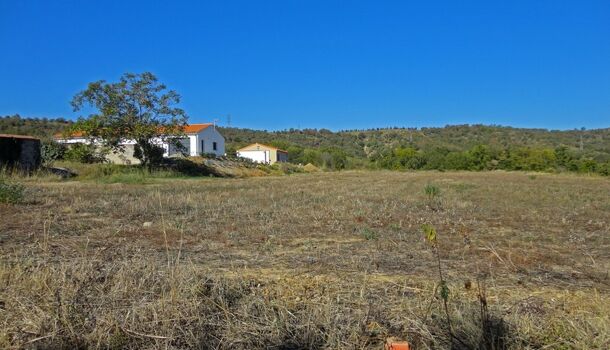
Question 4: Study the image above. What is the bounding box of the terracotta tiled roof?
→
[183,123,213,134]
[55,123,214,139]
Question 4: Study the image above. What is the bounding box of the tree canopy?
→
[70,72,188,167]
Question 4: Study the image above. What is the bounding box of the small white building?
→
[236,143,288,164]
[55,123,225,164]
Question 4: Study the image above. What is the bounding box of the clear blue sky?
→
[1,0,609,130]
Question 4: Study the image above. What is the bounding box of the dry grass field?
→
[0,170,609,349]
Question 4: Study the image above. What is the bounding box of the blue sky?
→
[1,0,609,130]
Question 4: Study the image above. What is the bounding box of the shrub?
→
[598,161,610,176]
[133,144,164,168]
[41,140,66,165]
[200,152,218,159]
[0,179,24,204]
[64,143,104,163]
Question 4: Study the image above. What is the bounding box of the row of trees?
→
[245,139,609,175]
[0,115,72,138]
[372,145,610,175]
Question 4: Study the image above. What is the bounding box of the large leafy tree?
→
[70,72,188,168]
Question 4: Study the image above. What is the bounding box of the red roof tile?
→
[55,123,214,139]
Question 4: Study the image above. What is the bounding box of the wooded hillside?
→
[2,115,608,173]
[0,114,73,139]
[219,125,610,160]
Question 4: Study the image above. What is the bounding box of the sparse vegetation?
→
[361,227,378,241]
[0,178,24,204]
[0,171,608,349]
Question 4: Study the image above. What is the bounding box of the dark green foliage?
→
[373,144,608,175]
[41,140,66,165]
[598,161,610,176]
[218,124,609,175]
[71,72,188,169]
[64,144,103,163]
[0,179,24,204]
[468,145,492,170]
[133,143,164,167]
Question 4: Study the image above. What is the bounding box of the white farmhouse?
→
[236,143,288,164]
[55,123,225,164]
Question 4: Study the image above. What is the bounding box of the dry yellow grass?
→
[0,170,608,349]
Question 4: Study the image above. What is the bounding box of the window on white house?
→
[213,142,217,151]
[201,140,204,153]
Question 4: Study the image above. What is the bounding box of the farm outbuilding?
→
[0,134,41,171]
[236,143,288,164]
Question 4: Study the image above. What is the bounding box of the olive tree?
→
[70,72,188,168]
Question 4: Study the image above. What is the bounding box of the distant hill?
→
[219,124,610,161]
[0,114,73,139]
[1,115,608,173]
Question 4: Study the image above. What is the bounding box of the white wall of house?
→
[197,127,225,156]
[56,125,226,163]
[237,150,269,163]
[166,137,190,156]
[57,137,92,144]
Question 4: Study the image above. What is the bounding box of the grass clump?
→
[361,227,378,240]
[424,183,442,210]
[424,183,440,200]
[0,178,24,204]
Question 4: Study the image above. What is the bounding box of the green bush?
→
[134,143,164,168]
[598,161,610,176]
[64,143,104,163]
[372,143,610,175]
[41,140,66,165]
[0,179,24,204]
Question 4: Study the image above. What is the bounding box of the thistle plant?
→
[421,224,452,331]
[422,223,474,348]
